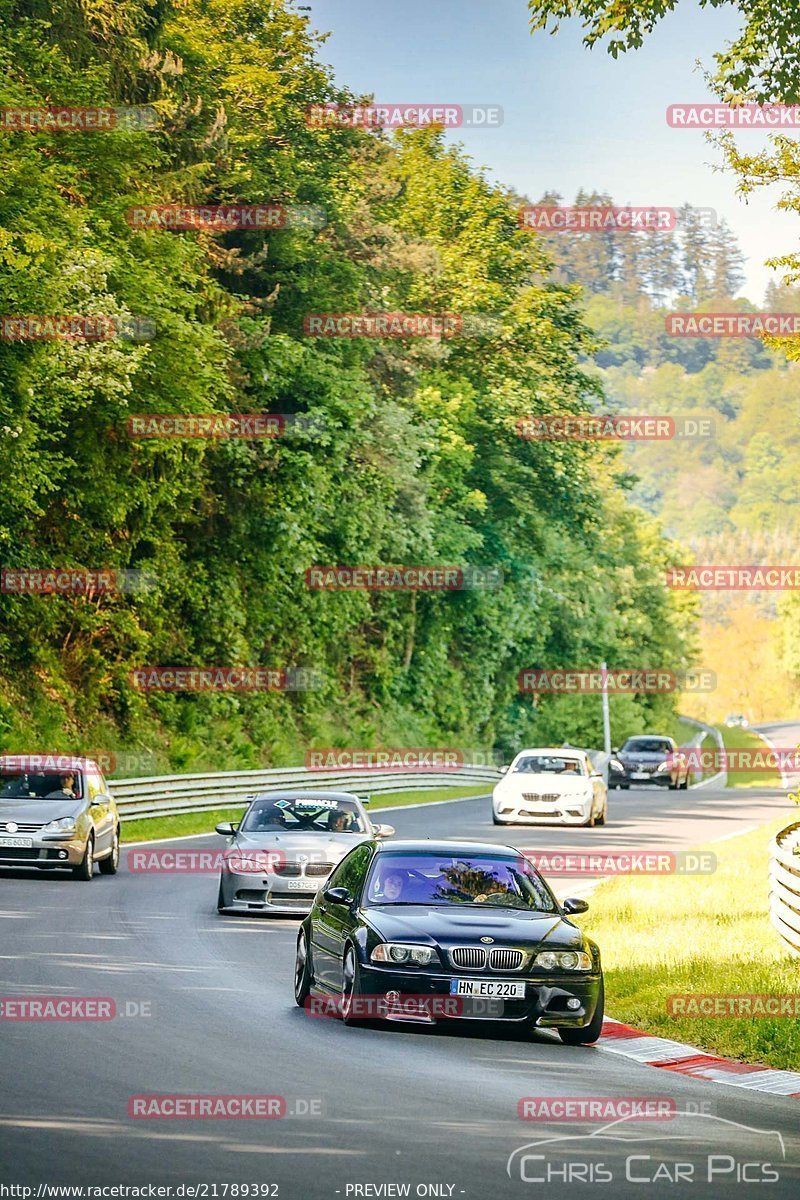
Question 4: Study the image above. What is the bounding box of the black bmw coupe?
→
[295,838,604,1044]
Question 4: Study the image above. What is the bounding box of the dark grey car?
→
[216,790,395,916]
[0,755,120,880]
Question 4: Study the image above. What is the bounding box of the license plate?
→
[631,771,649,780]
[0,836,33,848]
[449,979,526,999]
[287,879,317,891]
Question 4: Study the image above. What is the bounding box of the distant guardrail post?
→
[769,820,800,957]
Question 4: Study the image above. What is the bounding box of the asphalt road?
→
[1,772,798,1199]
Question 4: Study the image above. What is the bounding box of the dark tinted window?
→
[327,844,373,896]
[241,795,366,834]
[364,852,557,912]
[621,738,672,754]
[0,770,84,801]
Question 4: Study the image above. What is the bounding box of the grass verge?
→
[582,814,800,1069]
[120,784,489,843]
[715,724,783,788]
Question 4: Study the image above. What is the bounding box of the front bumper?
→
[618,768,672,786]
[219,869,323,915]
[354,962,602,1027]
[0,836,86,869]
[493,797,593,825]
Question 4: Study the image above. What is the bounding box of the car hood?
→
[363,905,583,950]
[496,772,590,794]
[234,830,366,862]
[0,799,83,824]
[619,751,668,763]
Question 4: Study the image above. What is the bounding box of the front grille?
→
[450,947,486,969]
[236,889,267,901]
[489,948,524,971]
[306,862,334,877]
[270,895,313,909]
[1,822,45,834]
[521,793,561,804]
[0,848,40,861]
[273,863,302,877]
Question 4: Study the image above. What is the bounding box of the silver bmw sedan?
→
[215,790,394,916]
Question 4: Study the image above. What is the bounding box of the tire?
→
[668,780,678,790]
[681,775,690,790]
[98,826,120,875]
[492,813,510,826]
[341,945,371,1026]
[294,929,313,1007]
[595,805,606,827]
[558,980,604,1045]
[620,783,630,791]
[217,877,229,913]
[72,836,94,881]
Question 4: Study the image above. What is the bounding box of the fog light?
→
[58,851,68,860]
[567,997,581,1010]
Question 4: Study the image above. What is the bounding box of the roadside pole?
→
[601,662,611,784]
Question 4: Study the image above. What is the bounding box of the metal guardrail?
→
[679,716,726,787]
[112,765,502,821]
[769,820,800,957]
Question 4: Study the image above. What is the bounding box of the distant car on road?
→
[216,790,395,916]
[491,748,607,826]
[724,714,749,728]
[0,755,120,880]
[295,838,604,1043]
[613,736,689,790]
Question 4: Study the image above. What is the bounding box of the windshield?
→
[0,770,84,801]
[512,755,585,776]
[621,738,672,754]
[240,795,366,834]
[364,853,558,912]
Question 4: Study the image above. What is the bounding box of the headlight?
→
[610,758,623,771]
[371,943,436,966]
[534,950,592,971]
[42,818,77,834]
[656,761,669,773]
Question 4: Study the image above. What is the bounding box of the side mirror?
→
[590,772,602,779]
[323,885,353,906]
[500,765,510,774]
[95,793,112,805]
[563,897,589,915]
[215,821,238,836]
[611,747,620,755]
[373,823,395,839]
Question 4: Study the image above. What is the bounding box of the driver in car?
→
[45,772,77,800]
[252,804,286,830]
[328,809,353,832]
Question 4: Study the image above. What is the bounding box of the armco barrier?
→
[112,765,502,821]
[769,820,800,957]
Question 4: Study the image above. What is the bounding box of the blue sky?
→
[305,0,795,301]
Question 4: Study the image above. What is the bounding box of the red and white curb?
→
[599,1017,800,1097]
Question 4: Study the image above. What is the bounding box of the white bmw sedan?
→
[492,748,607,827]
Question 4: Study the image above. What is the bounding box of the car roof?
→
[512,747,588,759]
[374,838,521,857]
[0,755,97,772]
[247,790,363,802]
